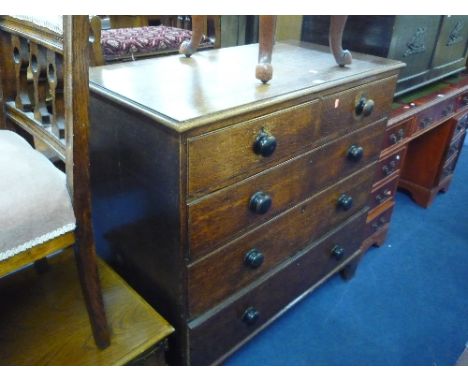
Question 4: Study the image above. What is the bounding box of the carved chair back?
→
[0,15,110,349]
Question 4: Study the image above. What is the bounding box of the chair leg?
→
[256,15,277,84]
[180,16,206,57]
[74,244,110,349]
[329,15,352,67]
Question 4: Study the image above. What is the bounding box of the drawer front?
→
[188,164,376,316]
[375,146,406,184]
[442,130,466,179]
[188,210,367,365]
[454,113,468,136]
[368,173,399,212]
[432,16,468,69]
[416,98,457,131]
[320,76,397,139]
[364,201,395,238]
[457,91,468,110]
[188,100,321,198]
[448,132,465,156]
[188,120,385,259]
[383,118,413,151]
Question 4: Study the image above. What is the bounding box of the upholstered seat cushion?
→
[101,25,213,61]
[0,130,75,261]
[8,15,63,35]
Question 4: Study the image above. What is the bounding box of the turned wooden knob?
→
[347,145,364,162]
[337,194,353,211]
[253,131,277,157]
[244,249,264,269]
[355,97,375,117]
[242,307,260,326]
[249,192,272,214]
[331,245,345,260]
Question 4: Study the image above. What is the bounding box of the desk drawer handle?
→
[441,104,454,117]
[347,145,364,162]
[244,249,264,269]
[242,307,260,326]
[253,131,277,157]
[420,117,433,129]
[337,194,353,211]
[249,191,272,214]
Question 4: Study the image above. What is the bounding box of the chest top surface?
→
[89,41,404,132]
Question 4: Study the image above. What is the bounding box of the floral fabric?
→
[101,25,213,61]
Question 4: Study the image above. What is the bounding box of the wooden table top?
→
[0,249,174,365]
[89,41,404,132]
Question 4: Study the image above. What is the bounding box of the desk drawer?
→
[188,100,321,198]
[374,146,406,185]
[457,91,468,110]
[368,173,399,212]
[188,210,367,365]
[383,118,413,151]
[416,98,456,131]
[364,200,395,238]
[320,76,396,139]
[188,121,384,259]
[187,164,375,316]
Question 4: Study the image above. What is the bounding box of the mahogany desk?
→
[361,73,468,251]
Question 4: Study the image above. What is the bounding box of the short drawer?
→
[383,118,413,151]
[187,99,321,198]
[188,210,367,365]
[441,155,458,179]
[368,173,399,212]
[375,146,406,185]
[364,200,395,239]
[187,163,376,316]
[457,91,468,110]
[454,113,468,136]
[188,120,385,259]
[320,76,397,139]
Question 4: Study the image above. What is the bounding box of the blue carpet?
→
[224,150,468,366]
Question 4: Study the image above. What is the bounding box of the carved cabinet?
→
[302,16,468,95]
[88,42,403,365]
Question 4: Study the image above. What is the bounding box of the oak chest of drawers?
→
[88,42,404,365]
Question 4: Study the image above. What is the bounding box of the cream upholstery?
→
[0,130,75,261]
[10,15,63,35]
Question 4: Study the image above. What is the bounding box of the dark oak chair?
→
[0,15,110,349]
[89,15,221,65]
[181,15,351,83]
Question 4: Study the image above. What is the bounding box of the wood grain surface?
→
[0,248,174,365]
[188,120,385,258]
[89,41,404,131]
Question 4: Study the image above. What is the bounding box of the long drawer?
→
[188,99,321,198]
[188,210,367,365]
[188,120,385,258]
[188,163,376,316]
